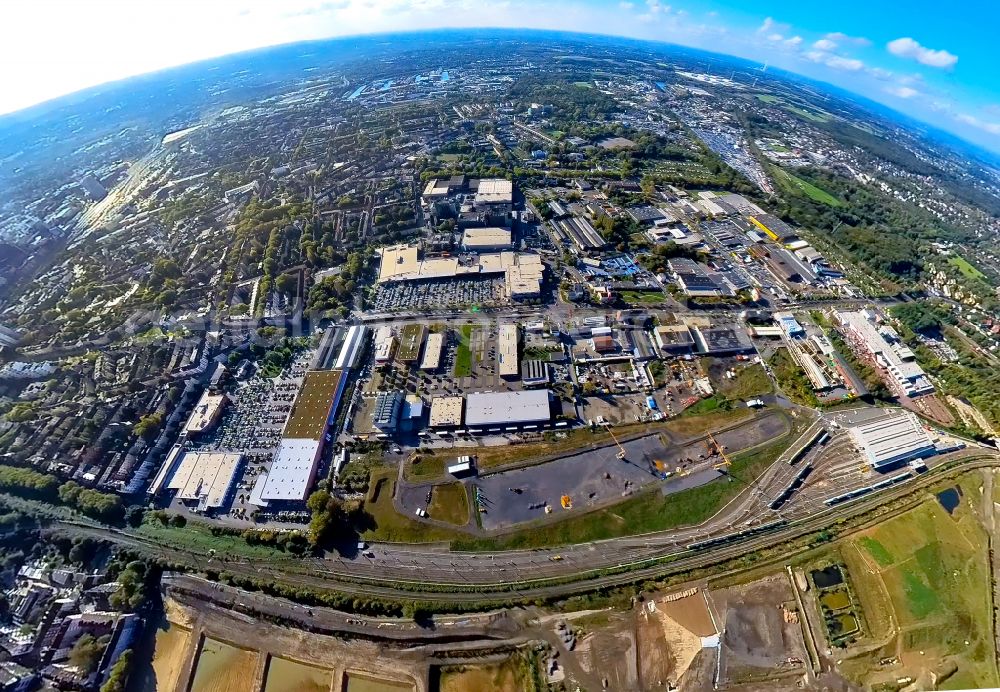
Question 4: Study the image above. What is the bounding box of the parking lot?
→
[183,351,314,520]
[371,276,507,311]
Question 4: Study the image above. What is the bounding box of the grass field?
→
[619,290,667,306]
[428,482,470,526]
[784,105,832,123]
[453,325,474,377]
[839,475,997,689]
[768,348,819,407]
[136,517,291,560]
[948,255,986,280]
[773,167,841,206]
[709,362,773,400]
[362,469,465,543]
[755,94,782,104]
[452,432,795,551]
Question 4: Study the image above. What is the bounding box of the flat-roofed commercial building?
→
[184,390,226,436]
[429,396,464,428]
[555,216,606,251]
[461,227,512,252]
[397,324,427,364]
[378,245,421,283]
[749,214,799,243]
[420,332,444,371]
[166,451,242,512]
[653,324,694,353]
[522,359,550,387]
[334,325,367,370]
[376,244,543,300]
[692,325,754,355]
[373,391,404,432]
[850,412,935,470]
[465,390,551,428]
[474,178,514,208]
[373,325,396,364]
[260,439,321,502]
[498,324,519,379]
[260,370,347,503]
[499,253,543,300]
[837,310,934,397]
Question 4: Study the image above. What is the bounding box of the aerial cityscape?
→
[1,8,1000,692]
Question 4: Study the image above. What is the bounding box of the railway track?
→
[51,451,1000,603]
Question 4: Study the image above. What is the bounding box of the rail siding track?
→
[49,452,1000,603]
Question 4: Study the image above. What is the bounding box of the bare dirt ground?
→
[575,624,638,691]
[636,598,706,689]
[709,574,808,687]
[659,592,718,638]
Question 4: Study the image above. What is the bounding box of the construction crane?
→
[602,422,627,460]
[709,432,732,471]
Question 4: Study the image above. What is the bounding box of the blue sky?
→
[2,0,998,152]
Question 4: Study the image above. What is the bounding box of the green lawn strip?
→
[453,324,474,377]
[135,518,292,561]
[772,166,840,206]
[451,434,793,551]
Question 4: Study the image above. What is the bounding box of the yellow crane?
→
[602,422,628,460]
[709,432,732,471]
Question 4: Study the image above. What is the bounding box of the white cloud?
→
[825,31,870,47]
[826,55,864,71]
[767,33,784,42]
[812,38,837,51]
[885,85,919,99]
[784,36,802,48]
[867,67,893,80]
[618,1,634,8]
[805,50,864,72]
[887,37,958,68]
[757,17,789,35]
[956,113,1000,136]
[645,0,668,14]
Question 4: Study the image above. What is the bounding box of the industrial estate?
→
[1,27,1000,692]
